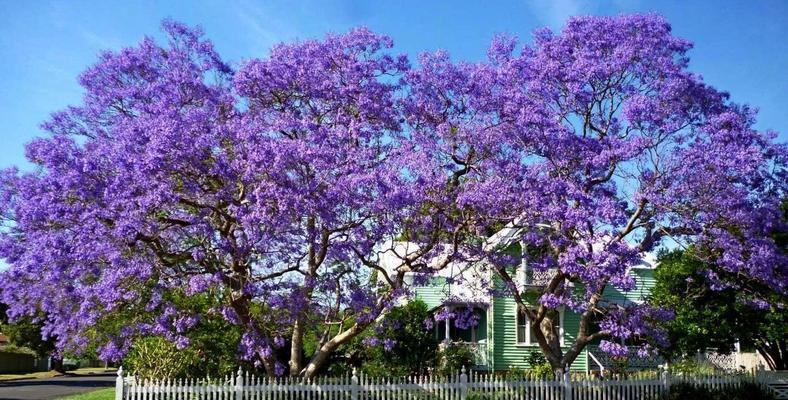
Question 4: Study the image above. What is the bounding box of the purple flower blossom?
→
[274,362,286,377]
[186,275,212,295]
[219,306,240,325]
[174,336,190,350]
[173,315,200,333]
[453,308,480,330]
[383,338,396,352]
[599,340,629,359]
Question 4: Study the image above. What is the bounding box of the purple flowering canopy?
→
[0,15,785,376]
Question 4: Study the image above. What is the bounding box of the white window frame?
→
[515,307,564,346]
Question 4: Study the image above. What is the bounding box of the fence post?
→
[235,367,244,400]
[756,362,765,390]
[351,367,359,400]
[459,366,468,400]
[661,368,670,396]
[115,366,124,400]
[563,368,572,400]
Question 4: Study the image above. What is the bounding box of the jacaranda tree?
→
[406,15,786,372]
[0,21,469,377]
[0,14,785,376]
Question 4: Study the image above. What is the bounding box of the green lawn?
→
[0,370,61,381]
[55,387,114,400]
[69,367,118,376]
[0,368,117,382]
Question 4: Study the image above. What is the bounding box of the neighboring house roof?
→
[379,240,492,306]
[0,333,9,344]
[381,224,660,309]
[633,252,658,269]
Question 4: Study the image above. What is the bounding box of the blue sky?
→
[1,0,786,170]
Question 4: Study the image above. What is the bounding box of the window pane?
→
[531,322,540,343]
[517,325,527,343]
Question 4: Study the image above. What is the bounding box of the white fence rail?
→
[116,367,786,400]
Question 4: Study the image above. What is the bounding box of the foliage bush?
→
[524,350,553,379]
[661,382,775,400]
[119,291,247,379]
[124,336,199,380]
[0,343,37,355]
[651,245,788,370]
[437,344,475,376]
[667,359,718,375]
[0,312,55,357]
[335,300,440,377]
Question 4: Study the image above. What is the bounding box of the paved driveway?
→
[0,373,115,400]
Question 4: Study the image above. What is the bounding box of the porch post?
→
[444,306,452,344]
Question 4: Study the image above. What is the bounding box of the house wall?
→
[489,295,588,371]
[602,268,656,305]
[413,277,448,310]
[487,268,656,371]
[412,260,658,371]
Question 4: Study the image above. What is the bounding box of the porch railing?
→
[586,345,665,372]
[442,342,489,367]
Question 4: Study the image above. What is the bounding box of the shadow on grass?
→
[0,374,115,388]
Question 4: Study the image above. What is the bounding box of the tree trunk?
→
[530,317,566,372]
[302,323,365,378]
[229,293,279,377]
[289,316,305,376]
[51,356,64,373]
[757,340,787,370]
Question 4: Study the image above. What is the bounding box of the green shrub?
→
[668,358,717,375]
[661,382,775,400]
[524,350,553,379]
[467,392,509,400]
[438,344,475,376]
[336,300,440,377]
[710,382,775,400]
[123,336,199,380]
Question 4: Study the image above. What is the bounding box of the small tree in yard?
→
[649,203,788,371]
[651,249,787,369]
[342,300,439,377]
[0,14,785,377]
[0,303,62,371]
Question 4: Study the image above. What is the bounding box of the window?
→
[515,308,564,346]
[516,311,529,344]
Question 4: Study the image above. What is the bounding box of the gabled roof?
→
[380,223,659,306]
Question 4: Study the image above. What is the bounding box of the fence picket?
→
[119,369,787,400]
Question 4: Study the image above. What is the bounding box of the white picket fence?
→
[116,367,784,400]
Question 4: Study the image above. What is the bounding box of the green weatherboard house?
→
[380,227,658,373]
